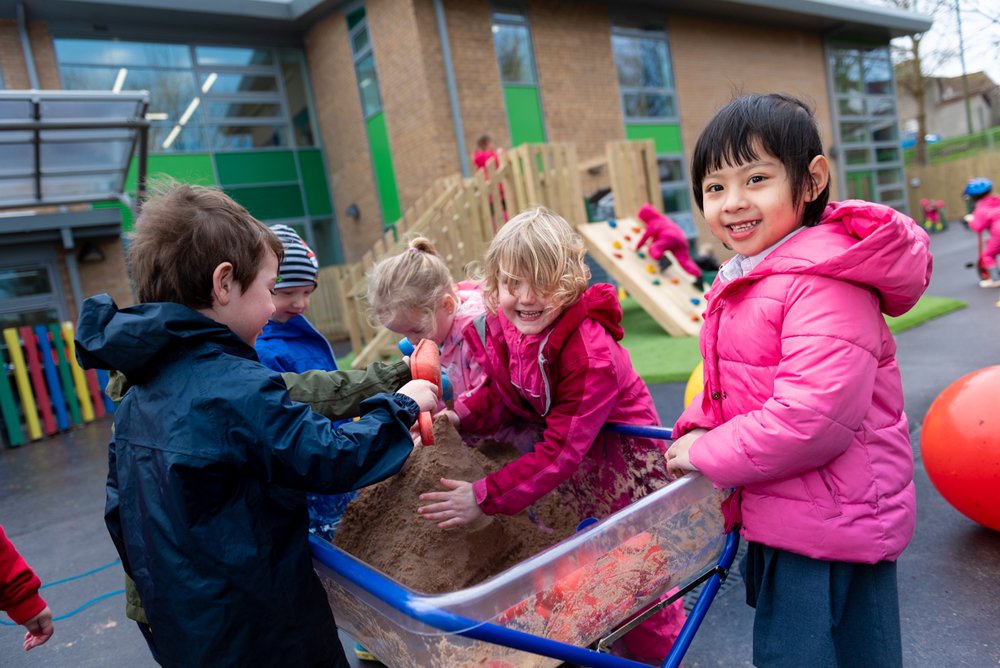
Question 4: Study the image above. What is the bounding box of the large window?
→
[491,5,546,145]
[55,39,317,152]
[611,26,690,226]
[347,6,401,225]
[0,250,66,330]
[612,31,675,121]
[829,45,906,211]
[349,9,382,119]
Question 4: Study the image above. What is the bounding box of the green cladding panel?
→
[215,151,298,186]
[625,124,682,154]
[503,85,546,146]
[96,153,216,230]
[226,184,305,221]
[298,150,333,217]
[365,112,401,224]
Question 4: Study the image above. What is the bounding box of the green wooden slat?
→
[0,347,25,446]
[49,323,82,426]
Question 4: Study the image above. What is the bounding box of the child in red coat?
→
[1,524,54,651]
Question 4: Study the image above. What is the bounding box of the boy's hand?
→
[396,379,438,412]
[23,606,53,651]
[667,428,707,478]
[418,478,488,529]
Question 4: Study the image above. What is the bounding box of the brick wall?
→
[531,0,624,177]
[0,20,29,88]
[29,21,60,89]
[669,14,838,254]
[0,20,59,89]
[444,0,509,161]
[75,238,134,313]
[304,13,383,262]
[367,0,459,212]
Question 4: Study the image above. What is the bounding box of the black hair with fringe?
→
[691,93,830,227]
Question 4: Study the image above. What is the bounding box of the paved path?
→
[1,223,997,667]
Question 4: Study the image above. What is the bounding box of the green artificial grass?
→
[621,295,966,385]
[337,295,965,385]
[884,295,966,335]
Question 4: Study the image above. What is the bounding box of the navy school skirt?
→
[741,541,902,668]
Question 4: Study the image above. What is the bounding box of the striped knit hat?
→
[271,224,319,288]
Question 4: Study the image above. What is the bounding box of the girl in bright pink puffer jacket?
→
[667,94,932,668]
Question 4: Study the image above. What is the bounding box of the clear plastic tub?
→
[312,473,729,668]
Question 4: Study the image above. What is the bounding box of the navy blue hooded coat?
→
[75,294,418,667]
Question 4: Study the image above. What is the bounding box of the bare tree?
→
[877,0,954,164]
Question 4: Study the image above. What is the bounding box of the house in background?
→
[897,68,1000,140]
[0,0,930,331]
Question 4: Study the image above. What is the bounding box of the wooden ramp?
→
[578,219,705,337]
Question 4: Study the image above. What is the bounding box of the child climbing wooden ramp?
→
[577,219,705,337]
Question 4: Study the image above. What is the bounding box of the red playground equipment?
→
[920,366,1000,531]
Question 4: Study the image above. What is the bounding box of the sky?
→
[868,0,1000,84]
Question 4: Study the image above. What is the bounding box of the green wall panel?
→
[99,153,216,230]
[625,124,682,154]
[215,151,298,186]
[365,112,401,224]
[93,201,134,231]
[503,86,546,146]
[298,150,333,217]
[227,184,305,221]
[125,153,216,191]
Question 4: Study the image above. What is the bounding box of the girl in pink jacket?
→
[367,236,488,405]
[417,207,684,663]
[667,94,931,667]
[962,177,1000,287]
[636,202,704,288]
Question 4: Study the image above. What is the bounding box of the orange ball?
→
[921,366,1000,531]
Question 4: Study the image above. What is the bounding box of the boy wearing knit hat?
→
[255,224,339,373]
[256,224,355,541]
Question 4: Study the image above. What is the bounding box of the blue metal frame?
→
[603,423,673,440]
[310,530,739,668]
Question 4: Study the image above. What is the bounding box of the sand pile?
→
[333,416,579,594]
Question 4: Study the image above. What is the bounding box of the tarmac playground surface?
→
[1,222,998,667]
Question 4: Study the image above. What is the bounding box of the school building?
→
[0,0,930,331]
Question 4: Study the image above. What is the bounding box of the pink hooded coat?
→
[455,284,671,520]
[673,200,932,564]
[440,280,486,402]
[636,203,702,276]
[968,193,1000,268]
[456,283,683,661]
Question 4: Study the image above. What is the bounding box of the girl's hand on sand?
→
[396,380,439,412]
[667,429,706,478]
[418,478,485,529]
[437,409,460,428]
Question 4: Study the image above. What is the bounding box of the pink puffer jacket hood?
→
[674,200,931,563]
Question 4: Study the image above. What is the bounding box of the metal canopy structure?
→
[0,89,149,212]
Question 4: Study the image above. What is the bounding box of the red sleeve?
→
[477,354,619,516]
[0,525,47,625]
[453,375,513,434]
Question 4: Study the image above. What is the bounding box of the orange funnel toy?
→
[409,338,442,444]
